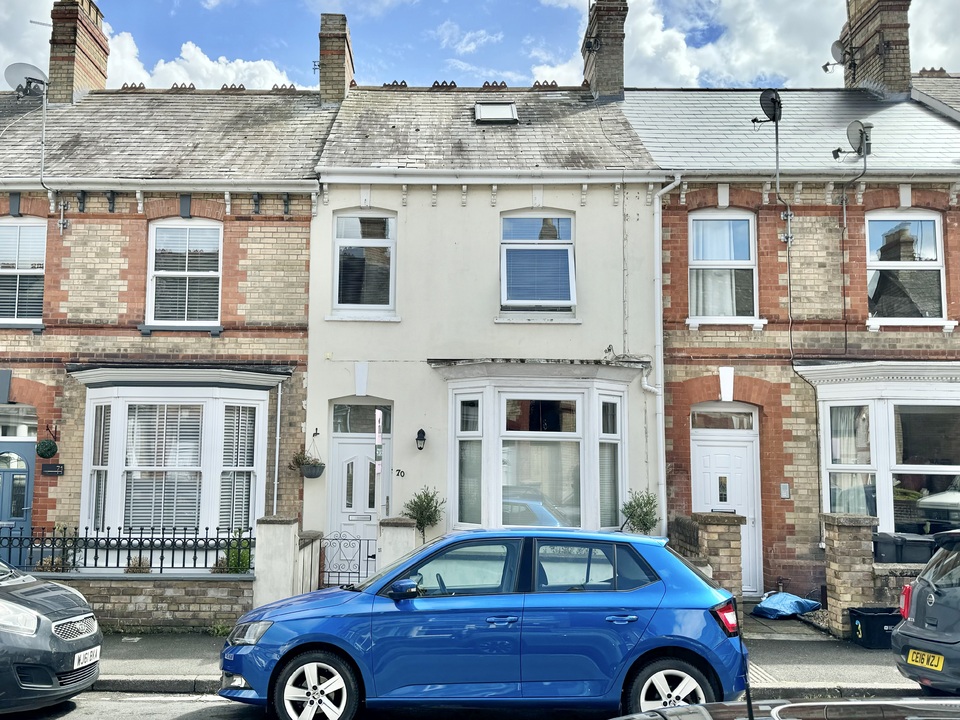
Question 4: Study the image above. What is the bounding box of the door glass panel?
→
[0,452,27,469]
[718,475,728,503]
[345,461,354,510]
[10,474,25,518]
[690,411,754,430]
[0,405,38,437]
[333,405,392,433]
[367,461,376,511]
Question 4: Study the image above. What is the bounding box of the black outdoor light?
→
[416,428,426,451]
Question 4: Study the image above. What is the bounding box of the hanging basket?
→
[302,463,325,479]
[36,439,59,459]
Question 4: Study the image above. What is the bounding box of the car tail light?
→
[899,583,913,619]
[712,599,739,637]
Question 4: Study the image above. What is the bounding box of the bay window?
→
[81,383,268,532]
[451,379,627,530]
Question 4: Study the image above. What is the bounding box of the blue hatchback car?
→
[219,529,747,720]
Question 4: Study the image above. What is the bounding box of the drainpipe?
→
[646,173,683,536]
[273,380,283,515]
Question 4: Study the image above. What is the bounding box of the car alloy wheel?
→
[272,650,359,720]
[628,658,715,712]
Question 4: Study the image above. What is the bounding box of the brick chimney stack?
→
[319,14,354,104]
[581,0,628,101]
[840,0,912,98]
[47,0,109,104]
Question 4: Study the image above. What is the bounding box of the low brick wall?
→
[40,574,254,632]
[873,563,923,606]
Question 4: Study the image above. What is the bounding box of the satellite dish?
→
[846,120,873,156]
[759,89,782,122]
[4,62,48,96]
[830,40,845,64]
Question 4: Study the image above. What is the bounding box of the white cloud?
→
[0,0,55,86]
[430,21,503,56]
[201,0,225,8]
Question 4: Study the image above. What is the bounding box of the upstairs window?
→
[689,211,756,319]
[148,219,222,325]
[867,213,944,321]
[334,215,396,314]
[0,219,46,322]
[501,215,575,311]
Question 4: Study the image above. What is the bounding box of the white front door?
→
[331,438,393,540]
[691,435,762,597]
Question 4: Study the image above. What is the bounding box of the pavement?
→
[90,610,920,700]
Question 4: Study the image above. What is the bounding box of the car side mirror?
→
[388,578,419,601]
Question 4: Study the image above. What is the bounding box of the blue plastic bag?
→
[750,592,821,619]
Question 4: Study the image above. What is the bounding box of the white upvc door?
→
[691,433,762,597]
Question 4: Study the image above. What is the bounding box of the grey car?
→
[0,558,102,714]
[892,530,960,695]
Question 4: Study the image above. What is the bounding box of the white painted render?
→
[305,181,660,537]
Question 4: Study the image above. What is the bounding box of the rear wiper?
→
[922,575,942,596]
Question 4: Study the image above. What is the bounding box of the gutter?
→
[316,167,667,185]
[644,173,683,537]
[0,178,319,193]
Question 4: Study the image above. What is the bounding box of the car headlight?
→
[227,620,272,646]
[0,599,40,636]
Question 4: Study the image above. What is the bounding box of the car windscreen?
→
[920,545,960,589]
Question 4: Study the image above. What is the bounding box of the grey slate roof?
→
[317,88,656,172]
[912,74,960,121]
[621,88,960,177]
[0,90,337,184]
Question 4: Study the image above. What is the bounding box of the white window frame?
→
[0,216,46,326]
[146,218,223,327]
[686,209,765,331]
[79,385,268,532]
[500,212,576,312]
[805,363,960,532]
[864,210,954,332]
[448,378,628,531]
[331,211,398,320]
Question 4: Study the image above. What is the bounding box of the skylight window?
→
[475,102,518,124]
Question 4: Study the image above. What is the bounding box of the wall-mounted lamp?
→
[416,428,426,451]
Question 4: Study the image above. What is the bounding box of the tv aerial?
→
[4,62,48,99]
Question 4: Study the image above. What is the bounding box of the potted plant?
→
[621,488,659,534]
[36,439,58,459]
[288,449,325,478]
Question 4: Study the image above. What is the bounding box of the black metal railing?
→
[0,526,255,574]
[320,532,377,586]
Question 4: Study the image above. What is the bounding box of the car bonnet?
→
[0,575,90,618]
[241,585,359,623]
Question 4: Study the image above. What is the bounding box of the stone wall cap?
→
[691,511,746,525]
[820,512,879,528]
[257,516,299,525]
[380,516,417,528]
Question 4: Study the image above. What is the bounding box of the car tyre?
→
[272,650,359,720]
[626,658,715,713]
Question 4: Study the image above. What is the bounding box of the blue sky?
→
[2,0,958,92]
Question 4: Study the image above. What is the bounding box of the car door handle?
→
[486,615,519,626]
[605,615,639,624]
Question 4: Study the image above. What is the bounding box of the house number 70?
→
[395,469,405,477]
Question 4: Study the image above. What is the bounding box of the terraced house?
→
[0,0,333,580]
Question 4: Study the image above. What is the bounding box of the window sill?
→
[325,314,401,323]
[865,319,958,333]
[138,324,224,337]
[686,317,767,332]
[495,313,581,325]
[0,322,44,334]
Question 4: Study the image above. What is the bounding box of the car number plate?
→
[74,645,101,670]
[907,649,944,672]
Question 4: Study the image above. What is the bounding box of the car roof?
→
[439,527,669,547]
